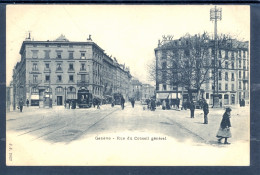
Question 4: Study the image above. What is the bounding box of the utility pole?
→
[210,6,222,107]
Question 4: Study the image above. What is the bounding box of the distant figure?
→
[93,98,96,108]
[150,98,156,111]
[216,107,232,144]
[203,101,209,124]
[239,99,242,107]
[121,97,125,110]
[162,100,166,110]
[176,98,180,109]
[220,101,222,108]
[131,98,135,108]
[189,101,195,118]
[19,99,24,112]
[26,99,29,107]
[97,99,100,109]
[166,99,170,110]
[111,99,115,107]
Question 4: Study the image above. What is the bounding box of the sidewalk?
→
[157,105,250,145]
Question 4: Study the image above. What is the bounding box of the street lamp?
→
[210,6,222,107]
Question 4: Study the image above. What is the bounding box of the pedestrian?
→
[131,98,135,108]
[216,107,232,144]
[190,101,195,118]
[93,98,96,108]
[162,100,166,110]
[26,99,29,107]
[97,99,100,109]
[19,98,24,112]
[176,98,180,109]
[121,97,125,110]
[203,101,209,124]
[111,98,115,107]
[220,101,222,108]
[151,98,156,111]
[239,99,242,107]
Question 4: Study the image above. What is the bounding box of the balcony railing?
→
[77,80,89,86]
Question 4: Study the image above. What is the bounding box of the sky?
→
[6,5,250,86]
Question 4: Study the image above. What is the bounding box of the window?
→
[225,50,228,59]
[243,71,246,79]
[45,75,50,82]
[218,71,222,80]
[32,63,38,71]
[239,60,241,68]
[225,61,229,69]
[232,84,234,91]
[56,87,63,93]
[231,51,234,60]
[32,50,38,59]
[231,73,234,81]
[56,63,62,71]
[69,63,74,71]
[81,74,86,82]
[81,63,86,71]
[225,83,228,91]
[218,60,221,68]
[218,50,222,58]
[219,83,222,90]
[69,75,74,82]
[31,87,38,93]
[44,50,50,59]
[239,71,241,78]
[239,81,241,89]
[162,62,167,69]
[243,60,246,69]
[163,84,166,91]
[33,75,38,83]
[69,52,73,59]
[206,93,209,99]
[57,75,62,82]
[57,52,62,59]
[81,52,86,59]
[230,62,234,69]
[225,72,229,81]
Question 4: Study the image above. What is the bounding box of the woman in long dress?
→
[216,107,232,144]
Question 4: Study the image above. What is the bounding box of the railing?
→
[77,80,89,86]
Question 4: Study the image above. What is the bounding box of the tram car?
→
[113,93,122,105]
[77,89,93,108]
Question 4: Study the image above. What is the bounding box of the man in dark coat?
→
[203,101,209,124]
[216,107,232,144]
[121,97,125,110]
[176,98,180,109]
[190,101,195,118]
[19,99,24,112]
[131,98,135,108]
[26,99,29,107]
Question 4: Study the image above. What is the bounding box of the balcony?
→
[56,80,63,83]
[77,80,89,87]
[80,68,87,72]
[44,68,51,73]
[29,80,42,86]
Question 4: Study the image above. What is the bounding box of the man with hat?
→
[216,107,232,144]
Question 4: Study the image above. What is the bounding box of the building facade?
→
[141,84,155,100]
[155,35,249,106]
[12,35,132,108]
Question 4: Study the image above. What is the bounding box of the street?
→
[6,102,250,165]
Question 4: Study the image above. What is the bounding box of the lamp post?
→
[210,6,222,107]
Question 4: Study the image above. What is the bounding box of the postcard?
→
[6,5,250,166]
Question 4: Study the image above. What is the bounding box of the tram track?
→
[66,108,120,143]
[15,107,120,143]
[166,117,207,143]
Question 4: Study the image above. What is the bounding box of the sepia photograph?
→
[6,5,250,166]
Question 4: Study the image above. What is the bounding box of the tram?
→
[77,89,93,108]
[113,93,122,105]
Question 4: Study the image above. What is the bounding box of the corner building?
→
[154,35,249,106]
[13,35,131,107]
